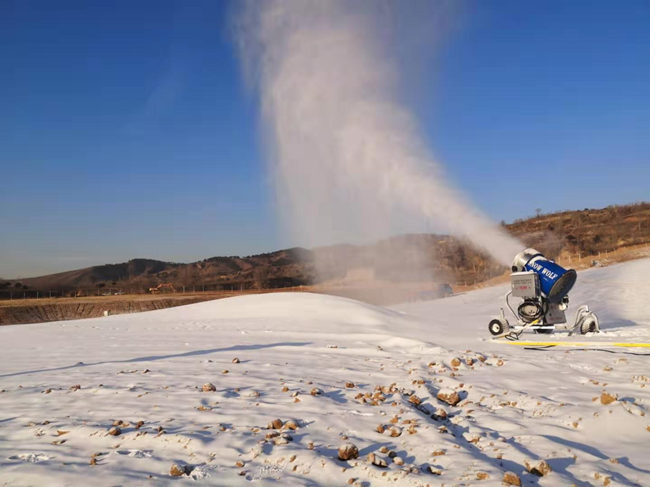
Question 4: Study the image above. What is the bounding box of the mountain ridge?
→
[1,202,648,297]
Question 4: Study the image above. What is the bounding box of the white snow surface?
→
[1,259,650,486]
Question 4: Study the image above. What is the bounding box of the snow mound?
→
[169,291,407,326]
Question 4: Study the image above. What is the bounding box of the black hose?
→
[517,299,544,322]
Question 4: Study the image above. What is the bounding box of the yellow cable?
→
[497,341,650,348]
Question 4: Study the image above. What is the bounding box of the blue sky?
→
[1,0,649,277]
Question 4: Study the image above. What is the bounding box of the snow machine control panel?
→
[510,271,539,299]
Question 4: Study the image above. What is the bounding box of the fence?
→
[0,280,283,301]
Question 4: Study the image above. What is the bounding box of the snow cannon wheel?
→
[580,317,598,334]
[573,306,600,335]
[488,319,509,336]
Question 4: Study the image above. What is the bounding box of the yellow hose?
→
[497,341,650,348]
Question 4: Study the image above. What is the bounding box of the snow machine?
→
[488,248,600,340]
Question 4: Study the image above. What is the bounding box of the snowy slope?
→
[1,259,649,486]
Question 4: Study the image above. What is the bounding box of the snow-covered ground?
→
[1,259,649,486]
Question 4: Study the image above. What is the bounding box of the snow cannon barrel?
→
[512,248,577,302]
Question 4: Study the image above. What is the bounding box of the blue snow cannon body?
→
[512,249,577,302]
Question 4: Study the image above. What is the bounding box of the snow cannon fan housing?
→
[511,249,576,302]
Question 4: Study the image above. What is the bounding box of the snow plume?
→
[233,1,522,277]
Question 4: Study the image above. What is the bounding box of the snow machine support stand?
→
[488,249,600,340]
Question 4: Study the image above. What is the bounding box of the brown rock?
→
[345,382,355,388]
[432,408,448,420]
[310,387,323,396]
[107,427,121,436]
[202,383,216,392]
[135,420,144,429]
[69,384,81,391]
[375,424,385,434]
[367,453,387,468]
[235,460,245,468]
[169,464,186,477]
[283,420,298,430]
[432,449,446,456]
[476,471,489,480]
[503,471,521,486]
[600,392,617,405]
[427,466,442,475]
[274,433,292,445]
[437,390,461,406]
[409,394,422,406]
[387,426,402,437]
[338,443,359,461]
[268,418,284,429]
[525,459,552,476]
[232,357,240,363]
[450,357,461,367]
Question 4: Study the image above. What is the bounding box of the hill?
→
[0,249,315,299]
[508,202,650,259]
[1,202,648,299]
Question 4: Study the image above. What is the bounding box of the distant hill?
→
[0,248,315,298]
[1,202,648,299]
[507,202,650,258]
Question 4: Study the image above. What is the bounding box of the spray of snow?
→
[233,1,522,273]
